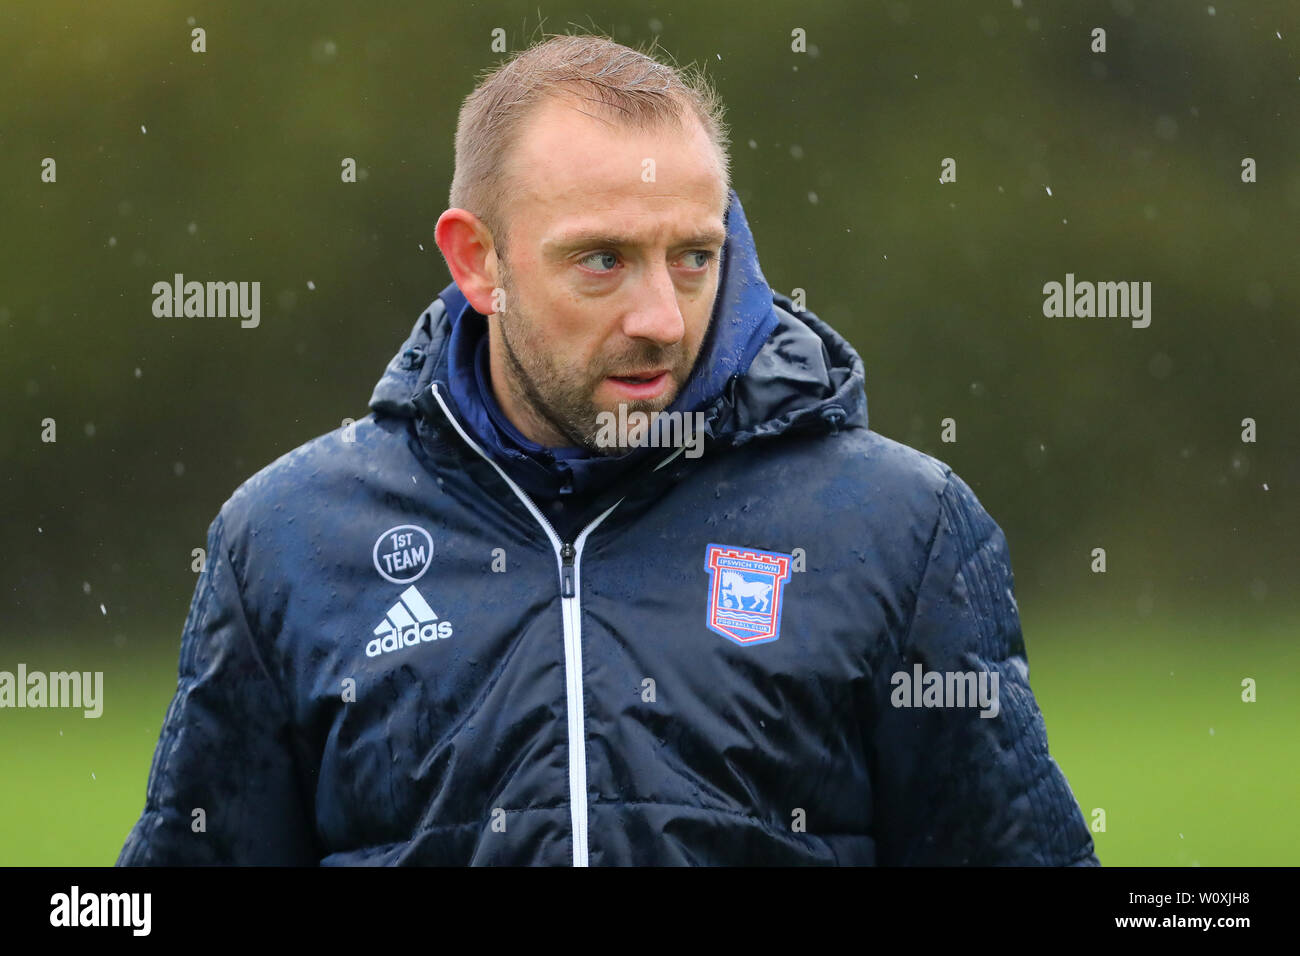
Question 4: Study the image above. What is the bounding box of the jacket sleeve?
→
[871,470,1099,865]
[117,508,319,865]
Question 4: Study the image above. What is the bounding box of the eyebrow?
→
[544,229,727,256]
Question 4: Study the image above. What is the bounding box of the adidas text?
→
[366,585,454,657]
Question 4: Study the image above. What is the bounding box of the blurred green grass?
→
[1,605,1296,865]
[1023,604,1300,867]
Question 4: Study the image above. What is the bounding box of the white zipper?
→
[427,382,643,866]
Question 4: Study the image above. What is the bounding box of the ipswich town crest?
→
[704,544,793,646]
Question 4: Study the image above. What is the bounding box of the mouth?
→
[604,369,671,399]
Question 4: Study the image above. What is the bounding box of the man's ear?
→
[434,209,502,315]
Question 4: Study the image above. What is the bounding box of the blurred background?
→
[1,0,1296,865]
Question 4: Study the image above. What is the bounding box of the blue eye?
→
[683,250,715,269]
[580,251,618,272]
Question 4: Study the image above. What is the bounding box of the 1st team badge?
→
[703,544,793,646]
[373,524,434,584]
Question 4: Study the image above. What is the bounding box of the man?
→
[118,33,1098,866]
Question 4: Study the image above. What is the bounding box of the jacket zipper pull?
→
[560,542,576,598]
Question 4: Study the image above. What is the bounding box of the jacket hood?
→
[368,190,868,471]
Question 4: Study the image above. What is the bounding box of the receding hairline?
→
[449,33,732,255]
[493,89,729,217]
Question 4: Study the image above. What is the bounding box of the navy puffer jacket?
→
[118,192,1098,866]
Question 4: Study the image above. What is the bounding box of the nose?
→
[620,263,686,346]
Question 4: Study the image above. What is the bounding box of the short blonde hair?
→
[449,32,731,256]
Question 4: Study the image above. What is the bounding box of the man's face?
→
[486,93,728,454]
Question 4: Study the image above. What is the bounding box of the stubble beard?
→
[494,270,696,457]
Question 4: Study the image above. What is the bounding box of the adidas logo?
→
[366,585,454,657]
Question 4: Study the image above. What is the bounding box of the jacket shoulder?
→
[217,414,407,542]
[799,427,999,600]
[827,427,959,536]
[852,428,954,497]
